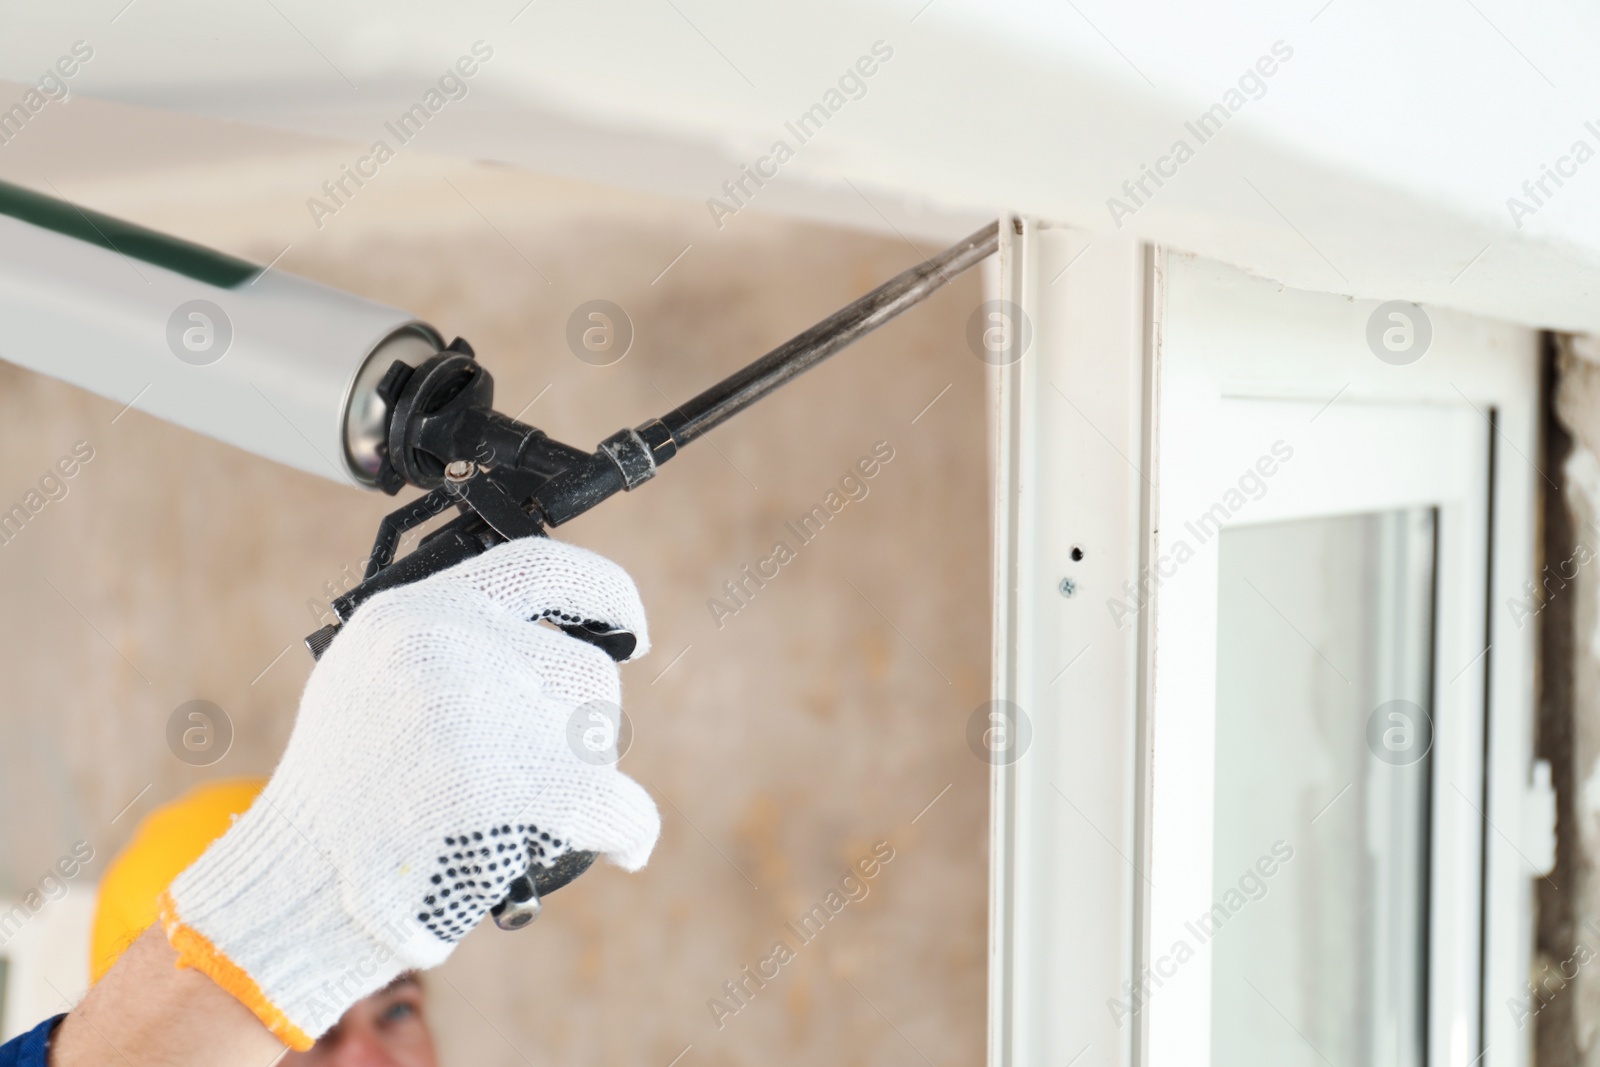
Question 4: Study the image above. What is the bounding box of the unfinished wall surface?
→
[0,123,989,1064]
[1538,338,1600,1064]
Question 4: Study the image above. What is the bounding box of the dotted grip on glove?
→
[418,823,598,941]
[419,614,627,939]
[308,594,635,940]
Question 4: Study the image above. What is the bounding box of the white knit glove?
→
[159,538,660,1050]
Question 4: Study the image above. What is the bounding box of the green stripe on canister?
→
[0,178,259,288]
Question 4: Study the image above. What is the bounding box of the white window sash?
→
[989,222,1541,1067]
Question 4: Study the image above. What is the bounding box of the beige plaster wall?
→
[0,117,989,1064]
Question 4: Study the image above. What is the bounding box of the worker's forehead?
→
[375,972,422,996]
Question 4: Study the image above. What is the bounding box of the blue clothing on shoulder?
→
[0,1015,65,1067]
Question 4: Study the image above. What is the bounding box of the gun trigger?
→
[558,621,637,662]
[452,472,542,541]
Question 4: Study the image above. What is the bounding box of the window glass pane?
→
[1212,508,1435,1066]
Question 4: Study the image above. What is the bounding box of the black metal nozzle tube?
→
[658,220,999,447]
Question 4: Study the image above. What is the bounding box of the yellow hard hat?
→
[90,778,265,984]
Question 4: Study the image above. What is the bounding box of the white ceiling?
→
[2,0,1599,331]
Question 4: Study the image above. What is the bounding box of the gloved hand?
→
[158,538,660,1050]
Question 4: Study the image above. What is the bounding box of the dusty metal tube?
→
[659,219,999,446]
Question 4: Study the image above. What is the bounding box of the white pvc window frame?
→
[989,219,1540,1067]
